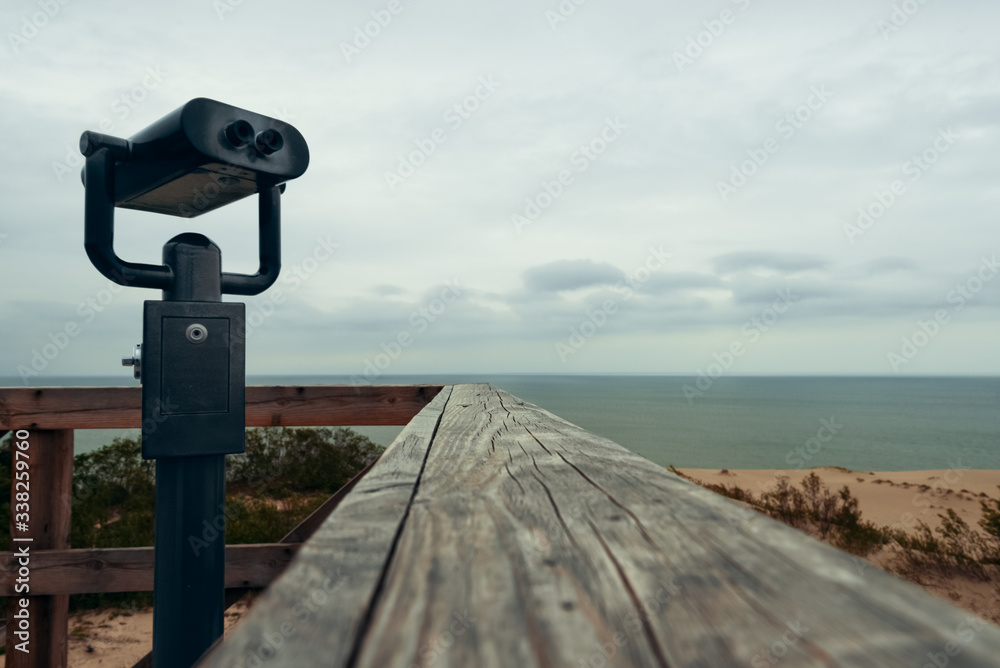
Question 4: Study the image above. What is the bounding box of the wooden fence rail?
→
[0,545,299,595]
[0,384,442,430]
[0,385,443,668]
[6,383,1000,667]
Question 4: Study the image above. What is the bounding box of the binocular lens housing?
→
[80,98,309,218]
[224,120,255,148]
[255,129,284,155]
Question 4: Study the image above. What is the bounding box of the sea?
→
[7,375,999,472]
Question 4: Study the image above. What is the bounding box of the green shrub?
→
[228,426,383,497]
[225,494,327,545]
[980,487,1000,563]
[0,427,384,612]
[71,438,155,550]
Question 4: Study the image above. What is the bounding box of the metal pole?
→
[152,234,228,668]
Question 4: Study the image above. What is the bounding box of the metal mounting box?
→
[141,300,246,459]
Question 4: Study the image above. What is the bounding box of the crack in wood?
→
[343,390,453,668]
[504,463,525,495]
[556,452,657,548]
[586,519,672,668]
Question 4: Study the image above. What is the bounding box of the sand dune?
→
[678,467,1000,625]
[680,466,1000,532]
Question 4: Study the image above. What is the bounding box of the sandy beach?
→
[13,467,998,667]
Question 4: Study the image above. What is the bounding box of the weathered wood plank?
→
[0,385,443,430]
[277,458,378,546]
[196,386,454,668]
[352,385,1000,667]
[6,429,73,668]
[355,383,673,668]
[0,544,299,595]
[196,384,1000,667]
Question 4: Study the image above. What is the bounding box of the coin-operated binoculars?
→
[80,98,309,667]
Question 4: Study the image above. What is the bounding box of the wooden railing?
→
[201,384,1000,668]
[0,384,443,668]
[5,384,1000,667]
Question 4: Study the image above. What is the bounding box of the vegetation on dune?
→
[671,469,890,556]
[0,427,384,612]
[893,497,1000,582]
[669,466,1000,588]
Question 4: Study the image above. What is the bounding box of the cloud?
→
[712,252,831,275]
[523,259,623,292]
[372,284,406,296]
[643,272,725,294]
[861,257,919,275]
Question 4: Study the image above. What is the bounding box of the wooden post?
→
[6,429,73,668]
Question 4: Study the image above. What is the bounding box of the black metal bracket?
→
[82,136,283,296]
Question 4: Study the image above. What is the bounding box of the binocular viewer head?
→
[81,98,310,295]
[81,98,309,218]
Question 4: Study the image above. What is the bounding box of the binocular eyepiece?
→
[221,119,284,155]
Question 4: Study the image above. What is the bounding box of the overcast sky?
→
[1,0,997,383]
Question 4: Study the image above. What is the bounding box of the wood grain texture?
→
[0,544,299,595]
[380,385,1000,667]
[200,384,1000,667]
[197,386,454,668]
[0,385,443,429]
